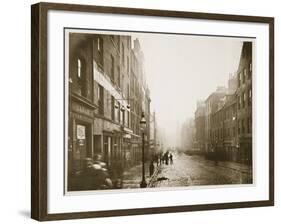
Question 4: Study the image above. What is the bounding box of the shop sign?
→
[77,124,86,140]
[72,102,93,117]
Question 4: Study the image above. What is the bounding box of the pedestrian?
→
[149,160,155,177]
[165,153,169,165]
[169,153,173,165]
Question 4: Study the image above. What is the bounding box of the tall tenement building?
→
[194,101,206,151]
[68,33,151,183]
[236,42,252,164]
[204,86,227,153]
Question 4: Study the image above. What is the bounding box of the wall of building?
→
[236,42,253,164]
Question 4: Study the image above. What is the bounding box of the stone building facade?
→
[194,101,206,151]
[211,94,238,161]
[68,33,97,177]
[204,87,226,153]
[193,42,252,165]
[68,33,151,183]
[236,42,252,164]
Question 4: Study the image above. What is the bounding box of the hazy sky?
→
[132,33,244,146]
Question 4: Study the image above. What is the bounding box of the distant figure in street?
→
[165,153,169,165]
[149,161,155,177]
[169,153,173,165]
[161,155,164,165]
[154,154,159,167]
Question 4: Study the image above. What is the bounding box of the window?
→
[242,119,245,134]
[97,38,101,51]
[117,66,121,88]
[77,58,82,79]
[127,56,129,74]
[115,101,119,122]
[97,37,103,68]
[117,36,120,50]
[248,117,252,133]
[77,58,86,97]
[127,38,130,48]
[118,102,121,123]
[97,84,104,115]
[243,92,247,108]
[122,43,125,65]
[238,119,240,134]
[111,96,115,121]
[249,62,252,79]
[238,72,242,87]
[121,107,125,126]
[238,95,241,109]
[110,55,114,81]
[127,110,130,127]
[243,68,247,83]
[248,88,252,106]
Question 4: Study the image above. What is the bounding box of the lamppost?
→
[140,112,147,188]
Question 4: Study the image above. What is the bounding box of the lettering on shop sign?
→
[72,102,93,117]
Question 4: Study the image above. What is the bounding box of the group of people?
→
[71,154,115,191]
[149,151,174,177]
[156,151,173,166]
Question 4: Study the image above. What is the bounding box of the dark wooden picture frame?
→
[31,2,274,221]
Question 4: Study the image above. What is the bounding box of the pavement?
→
[121,152,252,189]
[122,162,160,189]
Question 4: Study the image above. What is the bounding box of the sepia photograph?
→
[65,29,254,192]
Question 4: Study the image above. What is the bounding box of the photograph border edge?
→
[31,2,274,221]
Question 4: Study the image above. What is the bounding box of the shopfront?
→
[68,99,95,174]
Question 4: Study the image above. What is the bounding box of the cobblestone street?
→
[151,152,252,188]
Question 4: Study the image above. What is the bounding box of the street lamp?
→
[140,112,147,188]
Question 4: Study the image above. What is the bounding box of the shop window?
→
[94,135,102,154]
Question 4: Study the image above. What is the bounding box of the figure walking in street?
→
[165,152,169,165]
[149,160,155,177]
[169,153,173,165]
[161,154,164,164]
